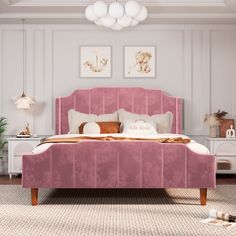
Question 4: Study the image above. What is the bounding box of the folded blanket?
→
[40,136,191,145]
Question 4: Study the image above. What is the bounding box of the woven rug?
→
[0,185,236,236]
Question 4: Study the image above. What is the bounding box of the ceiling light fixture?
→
[85,0,148,31]
[15,19,35,109]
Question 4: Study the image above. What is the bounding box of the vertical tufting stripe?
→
[117,89,120,110]
[94,152,97,188]
[74,93,76,111]
[89,90,91,114]
[161,92,163,113]
[50,148,53,187]
[117,151,119,188]
[176,98,179,134]
[185,147,187,188]
[74,149,76,188]
[132,91,134,112]
[102,88,104,114]
[140,146,143,188]
[146,90,148,114]
[161,144,164,188]
[58,98,62,135]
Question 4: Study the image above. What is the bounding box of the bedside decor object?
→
[8,137,41,179]
[226,125,235,138]
[85,1,148,31]
[17,123,31,138]
[124,46,156,78]
[80,46,112,78]
[219,119,234,138]
[204,113,220,138]
[213,109,234,138]
[14,19,35,110]
[0,117,7,159]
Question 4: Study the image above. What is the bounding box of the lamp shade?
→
[15,92,35,110]
[109,2,124,19]
[135,6,148,21]
[85,1,148,31]
[117,15,132,27]
[101,15,116,27]
[93,1,107,18]
[85,5,98,21]
[111,23,123,31]
[125,1,140,18]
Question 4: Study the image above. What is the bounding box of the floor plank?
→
[0,174,235,185]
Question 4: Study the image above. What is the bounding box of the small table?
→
[7,137,41,179]
[205,137,236,174]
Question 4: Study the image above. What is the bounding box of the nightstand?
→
[7,137,41,179]
[205,137,236,174]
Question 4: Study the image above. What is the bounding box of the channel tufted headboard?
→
[56,87,182,135]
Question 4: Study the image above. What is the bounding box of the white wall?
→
[0,23,236,139]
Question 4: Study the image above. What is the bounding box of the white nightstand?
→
[205,137,236,174]
[7,137,41,179]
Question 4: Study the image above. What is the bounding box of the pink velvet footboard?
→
[22,141,216,205]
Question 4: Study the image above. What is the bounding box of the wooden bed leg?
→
[200,188,207,206]
[31,188,38,206]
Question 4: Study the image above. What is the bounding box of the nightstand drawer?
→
[213,141,236,155]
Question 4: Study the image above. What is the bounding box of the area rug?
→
[0,185,235,236]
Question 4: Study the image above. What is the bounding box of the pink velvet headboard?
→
[56,87,182,135]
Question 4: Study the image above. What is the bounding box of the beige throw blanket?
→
[40,136,191,145]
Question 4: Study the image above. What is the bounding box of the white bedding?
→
[32,133,210,155]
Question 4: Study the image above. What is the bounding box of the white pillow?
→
[123,120,158,135]
[118,109,173,133]
[83,122,100,134]
[68,109,118,134]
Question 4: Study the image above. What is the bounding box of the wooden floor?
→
[0,174,235,185]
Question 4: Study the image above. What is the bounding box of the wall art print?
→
[124,46,156,78]
[80,46,112,78]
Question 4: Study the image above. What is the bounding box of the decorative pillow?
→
[82,122,101,134]
[68,109,118,134]
[123,120,158,135]
[118,109,173,133]
[79,121,121,134]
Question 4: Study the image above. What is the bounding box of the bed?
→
[22,87,216,206]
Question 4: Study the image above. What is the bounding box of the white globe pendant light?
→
[101,15,116,27]
[130,19,139,26]
[85,5,98,21]
[95,19,103,26]
[125,0,140,18]
[85,1,148,31]
[117,15,132,27]
[109,2,124,19]
[135,6,148,22]
[93,1,107,18]
[111,23,123,31]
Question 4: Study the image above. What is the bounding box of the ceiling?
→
[0,0,236,24]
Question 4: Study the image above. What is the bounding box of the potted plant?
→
[204,113,220,138]
[0,117,7,159]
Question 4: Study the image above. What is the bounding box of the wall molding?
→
[0,24,236,136]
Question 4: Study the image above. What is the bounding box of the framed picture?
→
[124,46,156,78]
[80,46,112,78]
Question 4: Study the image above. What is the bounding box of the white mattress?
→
[32,133,210,155]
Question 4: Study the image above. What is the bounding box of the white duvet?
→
[32,133,210,155]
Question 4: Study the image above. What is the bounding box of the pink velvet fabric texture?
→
[22,88,216,190]
[56,88,182,135]
[22,141,216,189]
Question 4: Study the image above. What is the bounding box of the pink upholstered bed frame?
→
[22,88,216,206]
